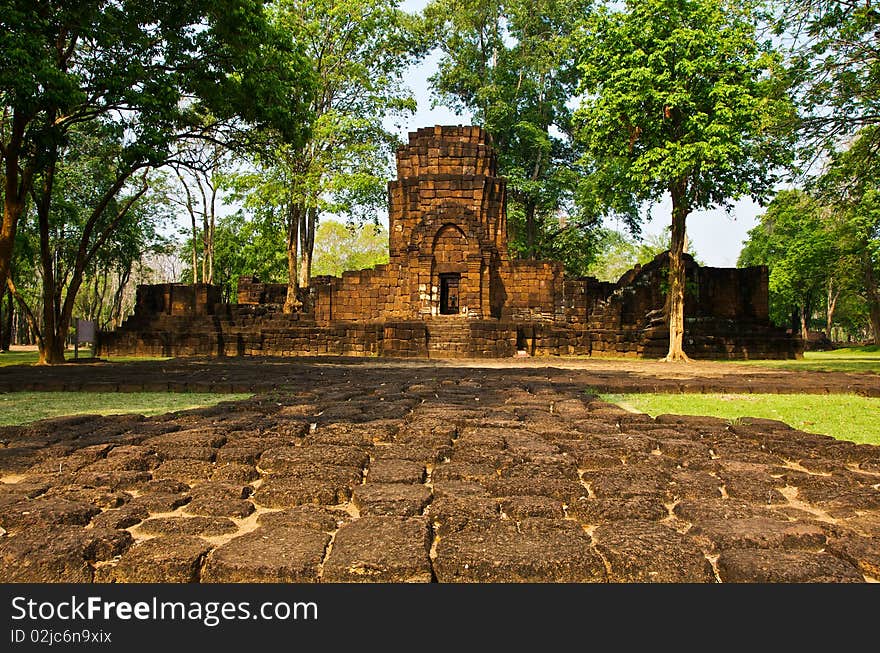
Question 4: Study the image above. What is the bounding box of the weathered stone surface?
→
[184,481,254,518]
[367,459,426,484]
[673,498,777,524]
[498,496,564,520]
[427,496,498,535]
[322,516,432,582]
[152,459,215,484]
[257,505,346,531]
[0,526,132,582]
[582,468,670,499]
[717,549,864,583]
[434,519,604,583]
[431,462,497,483]
[91,505,150,530]
[569,496,668,524]
[254,476,351,507]
[826,534,880,578]
[0,496,101,531]
[483,477,586,504]
[259,445,369,473]
[95,536,212,583]
[211,462,260,482]
[202,526,329,583]
[139,516,239,537]
[352,483,432,516]
[593,520,715,583]
[690,518,827,551]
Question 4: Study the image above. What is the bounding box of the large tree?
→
[425,0,594,263]
[233,0,420,314]
[0,0,313,362]
[575,0,794,361]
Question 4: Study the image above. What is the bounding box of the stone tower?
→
[387,125,509,319]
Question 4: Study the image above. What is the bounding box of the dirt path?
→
[0,358,878,582]
[0,355,878,395]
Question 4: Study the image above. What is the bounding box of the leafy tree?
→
[817,128,880,342]
[231,0,421,313]
[738,190,839,339]
[575,0,795,361]
[0,0,313,362]
[425,0,594,263]
[12,124,172,363]
[311,220,389,277]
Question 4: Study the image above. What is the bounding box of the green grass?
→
[0,391,251,426]
[602,392,880,445]
[731,345,880,374]
[0,350,171,367]
[0,350,41,367]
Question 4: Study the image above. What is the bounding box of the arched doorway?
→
[432,223,469,316]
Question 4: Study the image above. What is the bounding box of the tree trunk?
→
[799,304,810,342]
[0,288,12,351]
[36,152,66,365]
[864,252,880,345]
[0,111,31,299]
[284,203,301,314]
[298,206,316,289]
[665,181,691,362]
[826,277,839,339]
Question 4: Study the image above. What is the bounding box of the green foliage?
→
[574,0,795,224]
[425,0,595,263]
[775,1,880,167]
[738,189,837,329]
[188,210,288,299]
[230,0,421,290]
[311,220,390,277]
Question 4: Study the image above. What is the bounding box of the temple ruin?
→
[98,125,800,360]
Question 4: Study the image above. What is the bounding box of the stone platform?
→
[0,358,878,582]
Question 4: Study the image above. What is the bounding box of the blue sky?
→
[391,0,766,267]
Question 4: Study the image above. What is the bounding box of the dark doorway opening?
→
[439,273,461,315]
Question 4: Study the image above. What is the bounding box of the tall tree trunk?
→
[298,205,316,289]
[826,277,839,339]
[36,152,66,365]
[284,202,301,314]
[864,252,880,344]
[208,180,217,284]
[0,288,12,351]
[799,304,810,342]
[665,180,691,362]
[1,111,32,301]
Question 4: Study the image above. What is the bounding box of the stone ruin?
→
[98,125,801,360]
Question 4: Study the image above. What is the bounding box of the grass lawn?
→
[0,350,170,366]
[0,391,251,426]
[731,345,880,374]
[602,392,880,445]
